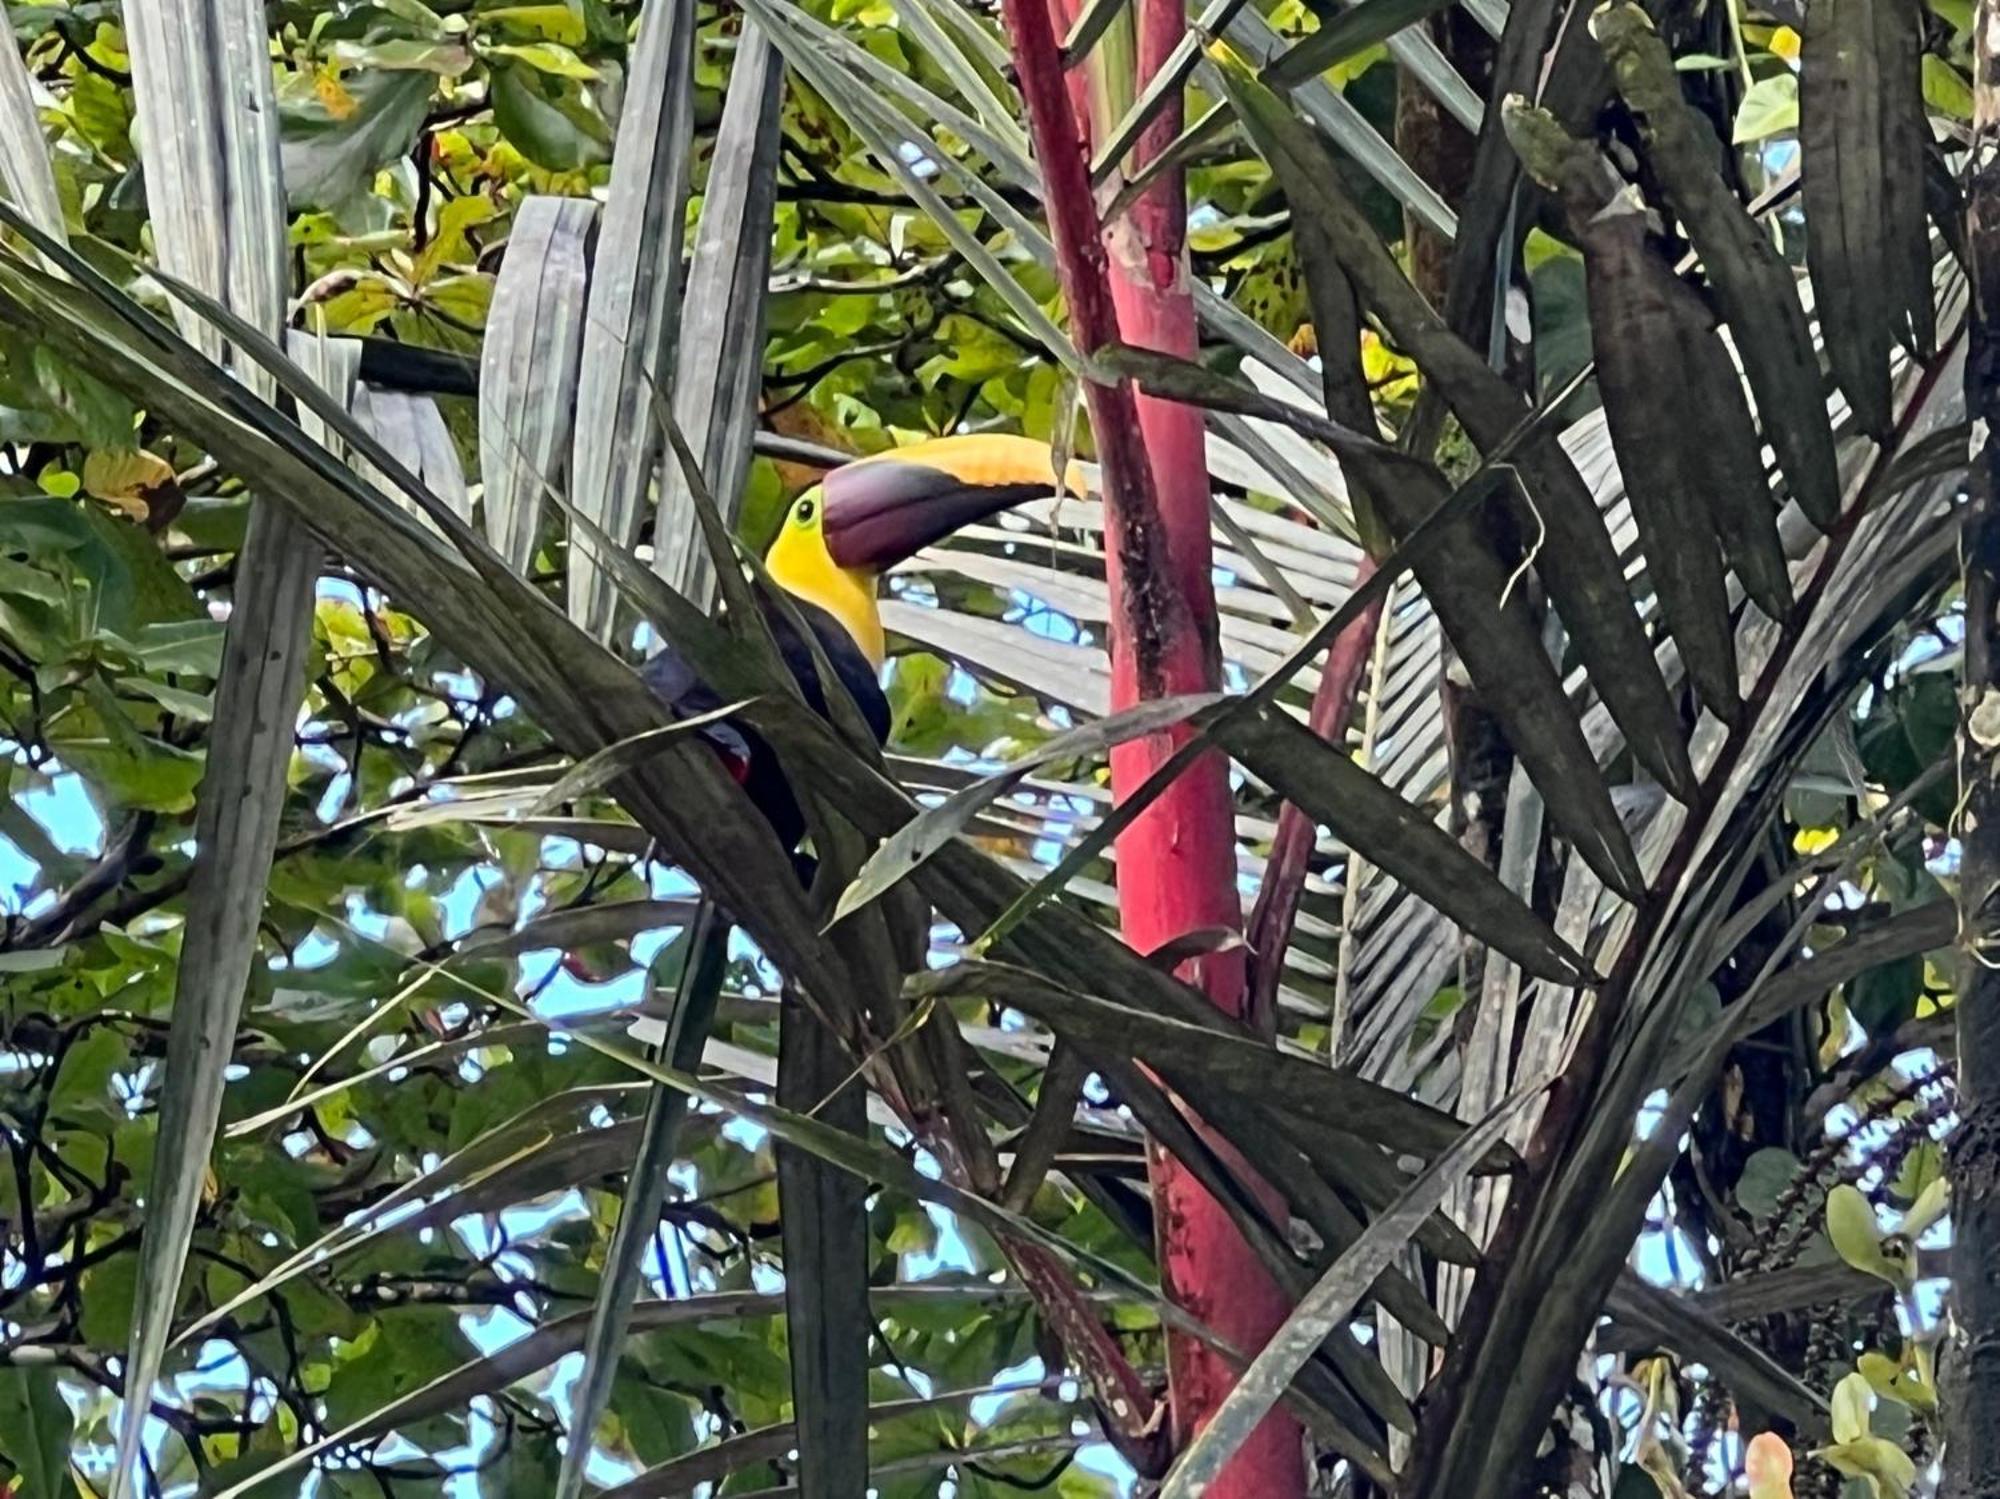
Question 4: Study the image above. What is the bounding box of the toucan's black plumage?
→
[639,436,1088,864]
[639,595,890,856]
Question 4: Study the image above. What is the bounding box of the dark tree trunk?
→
[1949,20,2000,1491]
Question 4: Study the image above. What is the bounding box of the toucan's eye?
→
[795,498,817,525]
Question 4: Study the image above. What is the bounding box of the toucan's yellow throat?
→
[763,488,887,666]
[762,434,1090,670]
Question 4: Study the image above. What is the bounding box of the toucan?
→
[641,434,1089,860]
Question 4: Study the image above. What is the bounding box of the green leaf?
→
[1818,1375,1917,1498]
[914,961,1513,1166]
[412,194,499,285]
[776,1002,872,1498]
[1801,0,1933,437]
[1220,711,1593,983]
[0,490,94,554]
[51,1023,131,1121]
[0,341,133,445]
[115,675,215,721]
[1262,0,1456,87]
[124,619,227,676]
[1847,954,1922,1038]
[491,1433,563,1495]
[483,39,599,77]
[168,494,250,551]
[1826,1184,1903,1287]
[80,1253,142,1349]
[1157,1087,1538,1496]
[35,345,137,446]
[552,908,728,1499]
[67,67,131,152]
[481,3,589,42]
[280,69,435,210]
[608,1371,699,1467]
[1857,672,1957,825]
[490,61,610,170]
[1212,46,1695,841]
[330,37,473,74]
[51,731,205,812]
[1507,105,1795,630]
[916,311,1032,387]
[0,1367,74,1498]
[321,1310,472,1432]
[1594,4,1841,529]
[1859,1347,1938,1413]
[1733,71,1799,142]
[1567,199,1747,712]
[1737,1147,1802,1221]
[1901,1175,1950,1239]
[1892,1138,1944,1205]
[1922,54,1973,119]
[833,693,1227,928]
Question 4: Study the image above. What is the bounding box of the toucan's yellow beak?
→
[820,434,1089,573]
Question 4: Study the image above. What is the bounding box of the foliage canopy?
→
[0,0,1983,1494]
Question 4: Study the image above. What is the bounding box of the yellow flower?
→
[314,66,358,120]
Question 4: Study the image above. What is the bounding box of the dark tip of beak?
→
[821,462,1054,571]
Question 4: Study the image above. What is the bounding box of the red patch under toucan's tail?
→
[717,745,752,786]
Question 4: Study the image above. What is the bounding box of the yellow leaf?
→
[1858,1350,1904,1397]
[318,277,402,335]
[1860,1345,1940,1412]
[1909,1342,1940,1411]
[481,39,599,79]
[83,447,174,500]
[480,3,587,42]
[1631,1356,1687,1496]
[1770,25,1802,58]
[1819,989,1851,1070]
[1902,1175,1950,1240]
[89,21,129,69]
[82,448,178,522]
[433,129,482,174]
[1830,1370,1873,1445]
[1639,1442,1690,1498]
[1358,330,1418,404]
[1818,1436,1917,1499]
[414,193,498,285]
